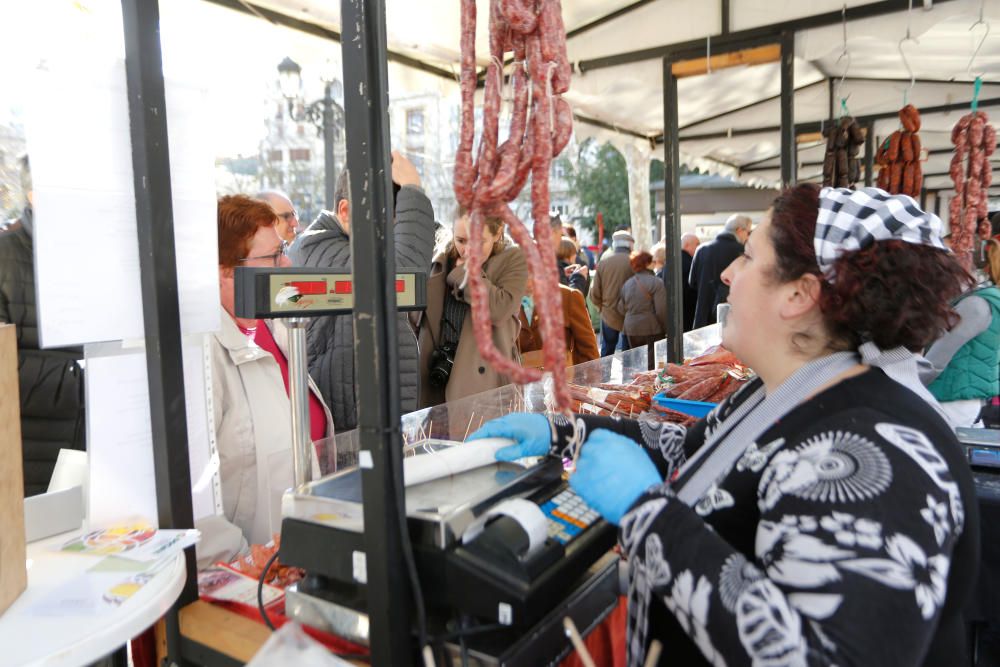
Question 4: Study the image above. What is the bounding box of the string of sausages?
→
[455,0,573,412]
[875,104,924,198]
[949,110,996,270]
[821,116,865,188]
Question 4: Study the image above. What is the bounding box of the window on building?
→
[275,102,283,119]
[407,108,424,136]
[297,124,305,136]
[267,149,283,162]
[552,161,567,180]
[289,148,311,162]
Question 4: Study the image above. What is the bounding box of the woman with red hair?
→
[474,184,979,666]
[201,195,332,566]
[616,250,667,349]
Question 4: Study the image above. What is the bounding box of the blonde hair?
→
[445,209,507,264]
[987,238,1000,285]
[557,237,577,262]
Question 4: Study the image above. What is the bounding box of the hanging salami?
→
[949,109,996,270]
[874,104,924,198]
[455,0,574,412]
[822,115,865,189]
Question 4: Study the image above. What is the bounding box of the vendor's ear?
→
[780,273,822,319]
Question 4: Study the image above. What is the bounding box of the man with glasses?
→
[291,151,434,432]
[257,190,301,244]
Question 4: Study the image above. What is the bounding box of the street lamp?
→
[277,57,344,210]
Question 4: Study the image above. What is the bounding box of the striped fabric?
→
[815,186,947,278]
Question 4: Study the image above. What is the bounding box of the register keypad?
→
[540,488,600,544]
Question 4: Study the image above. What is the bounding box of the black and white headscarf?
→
[815,187,948,278]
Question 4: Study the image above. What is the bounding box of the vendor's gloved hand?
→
[570,429,662,525]
[469,412,551,461]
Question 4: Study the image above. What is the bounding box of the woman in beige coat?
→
[417,211,527,408]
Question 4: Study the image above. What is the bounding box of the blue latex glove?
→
[569,429,662,525]
[468,412,551,461]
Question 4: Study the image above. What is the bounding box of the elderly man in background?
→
[689,214,750,328]
[256,190,302,243]
[589,229,635,356]
[679,233,700,331]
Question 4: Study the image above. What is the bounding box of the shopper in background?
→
[557,236,589,297]
[564,224,595,269]
[982,233,1000,428]
[518,273,599,369]
[0,154,85,497]
[921,224,1000,427]
[689,214,751,328]
[680,233,700,331]
[475,185,978,667]
[650,241,666,275]
[617,250,667,349]
[291,152,434,431]
[589,229,635,355]
[206,195,334,564]
[416,210,527,406]
[256,190,302,243]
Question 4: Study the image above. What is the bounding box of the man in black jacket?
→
[688,214,751,329]
[290,152,434,432]
[0,155,85,496]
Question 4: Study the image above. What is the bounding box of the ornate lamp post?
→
[277,57,343,210]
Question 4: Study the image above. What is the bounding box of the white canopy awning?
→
[234,0,1000,188]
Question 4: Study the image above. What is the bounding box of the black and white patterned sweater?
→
[549,368,979,666]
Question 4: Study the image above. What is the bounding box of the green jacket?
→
[928,286,1000,402]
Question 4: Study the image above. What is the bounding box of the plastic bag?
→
[246,621,354,667]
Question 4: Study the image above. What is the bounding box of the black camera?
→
[428,343,457,388]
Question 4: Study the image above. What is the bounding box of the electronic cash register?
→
[279,443,619,662]
[234,267,620,663]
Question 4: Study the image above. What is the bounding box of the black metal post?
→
[828,77,835,124]
[340,0,413,665]
[120,0,197,664]
[864,121,875,187]
[721,0,730,34]
[322,81,337,210]
[662,58,684,365]
[780,32,796,187]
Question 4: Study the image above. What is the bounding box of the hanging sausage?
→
[822,116,865,188]
[456,0,574,411]
[949,109,996,270]
[874,104,924,198]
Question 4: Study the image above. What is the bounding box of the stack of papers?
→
[30,522,199,616]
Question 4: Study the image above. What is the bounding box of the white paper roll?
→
[484,498,549,558]
[402,438,515,487]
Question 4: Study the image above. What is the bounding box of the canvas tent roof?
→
[214,0,1000,189]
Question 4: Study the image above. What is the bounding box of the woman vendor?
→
[473,185,979,666]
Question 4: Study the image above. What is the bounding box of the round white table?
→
[0,531,187,667]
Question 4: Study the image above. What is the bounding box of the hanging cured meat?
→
[456,0,573,411]
[949,109,996,270]
[822,116,865,188]
[874,104,924,198]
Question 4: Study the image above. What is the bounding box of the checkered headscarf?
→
[815,187,947,278]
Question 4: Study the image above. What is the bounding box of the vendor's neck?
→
[756,348,830,394]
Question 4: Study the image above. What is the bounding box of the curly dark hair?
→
[768,183,971,352]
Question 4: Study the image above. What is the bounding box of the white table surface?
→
[0,530,187,667]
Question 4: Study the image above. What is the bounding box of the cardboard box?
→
[0,324,26,615]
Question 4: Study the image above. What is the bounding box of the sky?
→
[0,0,445,158]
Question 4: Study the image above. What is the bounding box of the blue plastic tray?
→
[652,394,717,418]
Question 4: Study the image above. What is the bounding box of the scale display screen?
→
[235,267,426,318]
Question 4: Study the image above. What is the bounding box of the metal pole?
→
[662,58,684,365]
[323,81,337,210]
[779,32,796,187]
[340,0,413,664]
[286,318,312,487]
[864,121,875,187]
[120,0,196,663]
